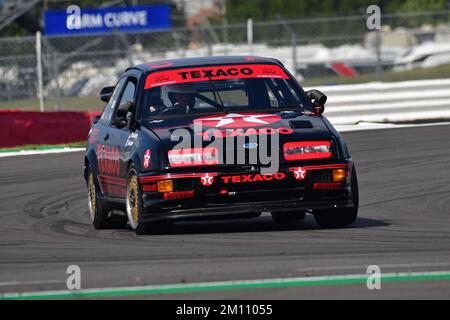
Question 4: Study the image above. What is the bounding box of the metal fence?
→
[0,10,449,111]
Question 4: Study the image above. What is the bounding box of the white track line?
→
[0,280,64,287]
[0,148,85,158]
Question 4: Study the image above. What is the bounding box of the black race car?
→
[83,56,359,235]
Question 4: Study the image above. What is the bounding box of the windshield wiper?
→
[207,75,228,114]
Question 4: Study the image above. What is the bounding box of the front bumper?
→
[142,199,354,222]
[138,161,355,222]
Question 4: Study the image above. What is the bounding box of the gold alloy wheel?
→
[127,174,140,229]
[88,172,96,221]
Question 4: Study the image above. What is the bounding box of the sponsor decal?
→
[197,127,293,139]
[313,182,342,190]
[292,166,307,180]
[125,132,138,147]
[200,173,215,187]
[221,173,286,184]
[194,113,281,128]
[97,144,120,176]
[164,191,194,200]
[143,149,151,169]
[145,64,289,89]
[89,128,100,144]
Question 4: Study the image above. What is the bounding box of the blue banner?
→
[44,5,171,36]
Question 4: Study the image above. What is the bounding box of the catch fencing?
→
[0,10,449,111]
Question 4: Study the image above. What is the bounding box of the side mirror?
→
[100,86,114,103]
[114,101,134,129]
[307,90,327,115]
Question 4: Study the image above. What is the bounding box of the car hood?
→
[142,110,332,149]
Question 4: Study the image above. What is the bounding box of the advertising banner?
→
[44,5,171,36]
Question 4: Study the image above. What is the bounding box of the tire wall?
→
[0,110,101,148]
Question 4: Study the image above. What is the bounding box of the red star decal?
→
[144,150,151,169]
[293,167,307,180]
[201,173,215,187]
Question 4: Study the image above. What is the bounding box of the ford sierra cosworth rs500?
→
[83,56,359,235]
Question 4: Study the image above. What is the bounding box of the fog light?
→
[157,180,173,193]
[333,169,347,182]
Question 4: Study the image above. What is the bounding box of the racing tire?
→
[271,211,306,223]
[313,166,359,228]
[87,168,111,230]
[126,164,173,235]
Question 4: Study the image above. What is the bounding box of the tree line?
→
[225,0,449,22]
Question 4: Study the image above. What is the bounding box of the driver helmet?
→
[161,84,196,109]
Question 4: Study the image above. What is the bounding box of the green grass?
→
[0,141,86,153]
[302,63,450,87]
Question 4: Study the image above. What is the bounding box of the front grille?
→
[314,170,333,183]
[175,179,194,191]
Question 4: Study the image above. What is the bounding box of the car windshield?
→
[140,65,313,118]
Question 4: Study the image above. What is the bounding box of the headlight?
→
[283,141,332,160]
[168,147,219,167]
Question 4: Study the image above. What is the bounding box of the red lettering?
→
[221,176,231,184]
[230,129,246,137]
[253,175,263,182]
[275,173,286,180]
[96,144,120,176]
[279,128,294,135]
[245,128,258,136]
[221,173,287,184]
[196,127,294,140]
[259,128,275,135]
[232,176,241,183]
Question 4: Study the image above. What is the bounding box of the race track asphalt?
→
[0,124,450,299]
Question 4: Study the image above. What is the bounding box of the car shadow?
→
[161,215,391,236]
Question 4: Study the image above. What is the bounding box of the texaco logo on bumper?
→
[201,173,215,186]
